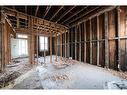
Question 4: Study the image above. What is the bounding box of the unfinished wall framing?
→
[56,6,127,71]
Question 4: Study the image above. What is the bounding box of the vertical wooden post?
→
[0,11,5,71]
[90,19,92,64]
[50,31,52,63]
[117,7,121,70]
[79,24,81,61]
[16,13,19,28]
[97,16,100,66]
[65,31,67,58]
[84,21,86,63]
[36,20,39,64]
[28,17,34,64]
[8,26,11,64]
[75,26,77,60]
[60,33,62,60]
[105,12,109,68]
[55,33,58,61]
[68,30,69,58]
[44,36,46,63]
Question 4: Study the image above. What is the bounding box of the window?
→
[17,34,28,39]
[18,39,28,56]
[39,36,48,51]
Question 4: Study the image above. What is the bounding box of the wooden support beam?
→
[16,13,19,28]
[79,24,81,61]
[84,21,86,63]
[50,6,64,21]
[65,31,67,58]
[60,33,62,60]
[117,7,121,70]
[3,7,68,32]
[28,17,35,64]
[36,19,39,64]
[71,28,73,57]
[35,6,39,16]
[97,16,100,66]
[43,6,51,19]
[56,6,76,23]
[75,26,77,60]
[90,19,92,64]
[55,33,58,61]
[1,12,6,71]
[61,6,87,24]
[67,30,70,57]
[25,6,27,14]
[104,12,109,68]
[44,36,46,63]
[50,31,52,63]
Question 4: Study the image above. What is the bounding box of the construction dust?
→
[1,56,127,89]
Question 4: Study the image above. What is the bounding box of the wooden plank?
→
[50,31,52,63]
[90,19,92,64]
[75,26,77,60]
[125,7,127,71]
[108,9,117,69]
[70,7,116,27]
[104,12,109,68]
[55,33,58,61]
[50,6,64,21]
[67,30,69,57]
[91,17,97,65]
[65,31,67,58]
[119,6,126,71]
[56,6,75,23]
[97,16,100,66]
[79,24,81,61]
[84,21,86,63]
[29,17,35,64]
[60,33,62,60]
[98,14,105,67]
[16,13,19,28]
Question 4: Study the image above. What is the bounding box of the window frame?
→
[39,36,48,51]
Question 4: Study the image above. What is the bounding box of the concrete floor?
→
[12,56,126,89]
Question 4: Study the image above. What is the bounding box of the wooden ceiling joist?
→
[50,6,64,21]
[25,6,27,13]
[43,6,51,19]
[56,6,76,23]
[67,7,100,25]
[3,7,68,31]
[35,6,39,16]
[70,6,116,27]
[61,6,88,24]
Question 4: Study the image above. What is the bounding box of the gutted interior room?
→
[0,6,127,89]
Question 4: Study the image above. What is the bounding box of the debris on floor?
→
[0,71,21,88]
[106,69,127,80]
[1,56,127,89]
[104,80,127,89]
[0,58,37,89]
